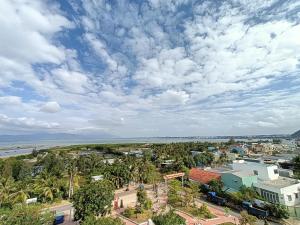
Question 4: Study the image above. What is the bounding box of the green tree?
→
[183,182,199,206]
[0,204,54,225]
[78,153,105,176]
[227,138,235,145]
[293,155,300,178]
[167,180,183,207]
[141,162,160,185]
[32,149,39,157]
[0,177,28,207]
[33,172,64,202]
[239,210,257,225]
[38,152,65,178]
[268,203,289,219]
[82,216,124,225]
[17,162,32,181]
[1,159,13,178]
[198,203,214,219]
[136,187,152,211]
[208,179,223,194]
[73,180,115,221]
[152,210,186,225]
[194,152,214,166]
[239,186,260,201]
[104,160,131,188]
[65,157,78,199]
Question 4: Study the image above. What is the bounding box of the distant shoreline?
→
[0,136,292,158]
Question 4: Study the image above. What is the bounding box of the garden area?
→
[122,186,153,223]
[178,203,215,219]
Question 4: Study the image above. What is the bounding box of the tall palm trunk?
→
[68,171,73,199]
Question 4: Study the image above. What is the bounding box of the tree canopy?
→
[152,211,186,225]
[73,180,115,221]
[0,205,53,225]
[82,216,124,225]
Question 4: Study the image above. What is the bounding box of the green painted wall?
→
[221,173,257,191]
[242,175,257,188]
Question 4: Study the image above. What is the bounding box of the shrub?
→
[123,207,135,218]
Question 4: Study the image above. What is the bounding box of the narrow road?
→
[196,198,281,225]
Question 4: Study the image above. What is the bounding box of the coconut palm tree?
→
[66,157,79,199]
[34,172,61,202]
[0,177,28,207]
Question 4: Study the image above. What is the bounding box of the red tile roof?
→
[188,168,221,184]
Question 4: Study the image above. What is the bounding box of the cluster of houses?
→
[228,139,297,157]
[189,159,300,217]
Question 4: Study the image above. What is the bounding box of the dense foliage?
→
[239,211,257,225]
[81,216,124,225]
[266,203,289,219]
[0,205,53,225]
[152,211,186,225]
[0,141,292,222]
[72,180,115,221]
[136,187,152,212]
[167,180,200,208]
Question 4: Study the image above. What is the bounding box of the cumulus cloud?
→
[0,0,69,64]
[52,69,89,94]
[0,96,22,105]
[40,101,61,113]
[1,0,300,136]
[0,114,60,130]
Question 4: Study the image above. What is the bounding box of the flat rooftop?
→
[204,166,233,173]
[231,171,257,178]
[257,177,300,188]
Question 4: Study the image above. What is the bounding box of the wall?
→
[222,173,243,191]
[242,175,258,187]
[281,183,300,207]
[254,182,300,206]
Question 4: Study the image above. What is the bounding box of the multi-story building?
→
[232,160,279,181]
[232,160,300,207]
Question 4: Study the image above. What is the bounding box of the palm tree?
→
[0,177,28,207]
[34,172,61,202]
[66,158,78,199]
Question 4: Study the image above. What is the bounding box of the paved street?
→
[196,198,281,225]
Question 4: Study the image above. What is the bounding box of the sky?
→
[0,0,300,137]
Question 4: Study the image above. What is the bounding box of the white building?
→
[232,160,279,181]
[232,160,300,206]
[91,175,103,181]
[254,177,300,207]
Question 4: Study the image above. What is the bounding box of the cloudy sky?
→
[0,0,300,137]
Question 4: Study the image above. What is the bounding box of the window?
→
[288,195,292,201]
[253,170,258,175]
[261,189,279,203]
[295,193,298,199]
[274,169,278,174]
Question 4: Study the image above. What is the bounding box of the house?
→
[230,146,247,156]
[232,160,279,181]
[189,168,221,184]
[207,146,218,152]
[279,168,294,178]
[221,171,258,192]
[91,175,103,181]
[232,160,300,207]
[191,151,202,157]
[254,177,300,207]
